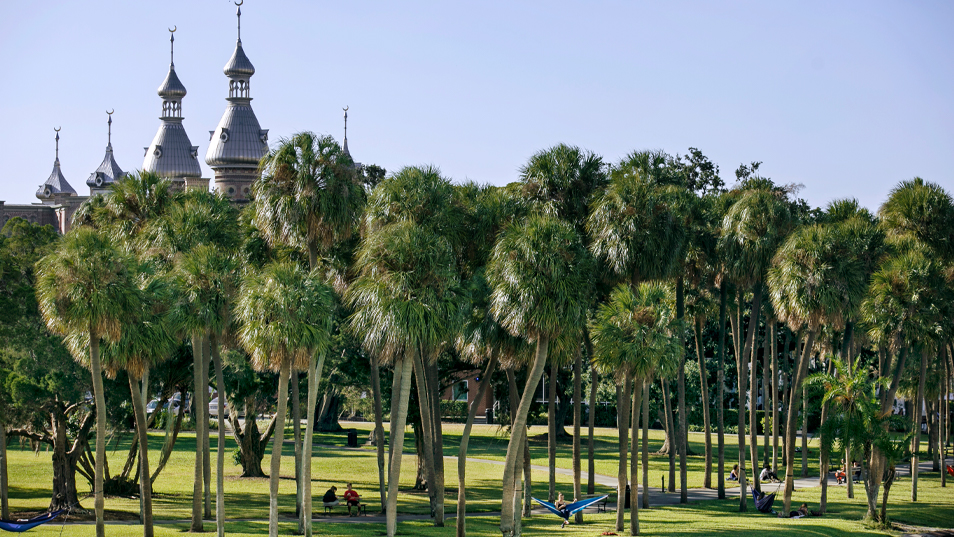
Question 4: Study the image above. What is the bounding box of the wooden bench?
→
[324,503,367,516]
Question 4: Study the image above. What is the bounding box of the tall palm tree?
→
[358,166,468,528]
[861,249,953,517]
[718,184,793,507]
[591,282,679,535]
[768,222,869,516]
[348,218,467,537]
[254,131,364,535]
[486,215,590,537]
[36,227,143,537]
[237,262,334,537]
[78,274,175,537]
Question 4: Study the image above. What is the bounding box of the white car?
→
[209,397,229,418]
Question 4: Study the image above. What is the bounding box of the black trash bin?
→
[624,484,630,508]
[485,408,494,425]
[347,429,358,448]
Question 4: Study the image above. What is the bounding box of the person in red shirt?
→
[343,483,360,516]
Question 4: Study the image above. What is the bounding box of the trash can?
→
[347,429,358,448]
[624,484,630,508]
[485,408,494,425]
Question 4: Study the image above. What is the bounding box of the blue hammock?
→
[532,495,609,521]
[0,510,65,533]
[750,486,777,514]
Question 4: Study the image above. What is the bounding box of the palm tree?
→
[486,215,590,537]
[83,274,175,537]
[768,222,869,516]
[237,262,335,537]
[861,249,953,517]
[718,183,793,507]
[357,166,469,528]
[348,217,467,537]
[36,227,143,537]
[254,131,364,535]
[591,282,679,535]
[148,191,239,532]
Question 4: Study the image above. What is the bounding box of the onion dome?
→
[87,111,126,193]
[158,66,187,100]
[36,128,77,200]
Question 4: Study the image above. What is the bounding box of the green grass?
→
[4,422,951,535]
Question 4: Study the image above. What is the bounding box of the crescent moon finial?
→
[169,25,176,33]
[235,0,243,6]
[343,106,349,112]
[54,126,61,132]
[107,109,114,115]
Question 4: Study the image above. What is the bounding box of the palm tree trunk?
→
[717,283,727,499]
[268,359,292,537]
[424,359,446,526]
[801,387,808,478]
[585,329,597,496]
[736,325,749,512]
[457,354,498,537]
[548,361,558,503]
[386,355,414,537]
[88,329,106,537]
[500,335,549,537]
[411,352,439,520]
[663,382,676,493]
[615,371,631,532]
[191,334,205,532]
[203,338,212,521]
[818,358,833,514]
[370,353,387,512]
[210,339,226,537]
[912,348,928,502]
[773,327,786,474]
[303,352,326,537]
[676,278,688,503]
[641,380,650,509]
[0,426,7,520]
[128,375,154,537]
[782,329,816,516]
[846,445,854,499]
[694,316,712,489]
[762,321,772,468]
[292,371,302,533]
[629,377,641,536]
[573,347,583,523]
[941,347,949,488]
[747,285,763,495]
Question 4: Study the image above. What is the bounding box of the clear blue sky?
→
[1,1,951,211]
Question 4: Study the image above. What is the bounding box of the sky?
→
[1,1,951,211]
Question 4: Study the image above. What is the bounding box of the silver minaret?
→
[205,1,268,203]
[143,27,202,189]
[36,127,77,203]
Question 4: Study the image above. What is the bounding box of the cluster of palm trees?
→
[28,133,954,537]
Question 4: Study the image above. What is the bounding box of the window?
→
[453,380,468,402]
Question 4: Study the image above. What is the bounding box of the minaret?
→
[36,127,77,203]
[143,27,202,190]
[206,1,268,203]
[87,110,126,196]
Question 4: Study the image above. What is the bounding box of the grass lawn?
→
[4,421,951,535]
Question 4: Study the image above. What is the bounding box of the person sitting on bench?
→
[343,483,360,516]
[323,486,339,509]
[759,464,779,483]
[728,464,740,481]
[835,466,847,485]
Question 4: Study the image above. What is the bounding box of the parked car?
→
[146,394,185,415]
[209,397,229,418]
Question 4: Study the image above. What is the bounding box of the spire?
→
[37,127,77,200]
[170,26,175,67]
[342,106,350,158]
[236,1,242,44]
[158,27,187,116]
[107,109,113,149]
[88,111,126,192]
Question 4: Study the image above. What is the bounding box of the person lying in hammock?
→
[532,493,609,529]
